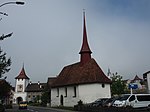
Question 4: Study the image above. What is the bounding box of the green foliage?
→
[0,33,13,41]
[0,48,11,78]
[111,72,126,96]
[0,80,11,99]
[34,95,40,103]
[41,90,50,106]
[0,33,12,78]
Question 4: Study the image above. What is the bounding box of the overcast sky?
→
[1,0,150,86]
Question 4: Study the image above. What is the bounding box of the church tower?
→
[13,65,30,104]
[79,11,92,65]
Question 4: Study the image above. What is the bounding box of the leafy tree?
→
[0,33,13,41]
[41,88,50,106]
[0,79,11,101]
[0,33,12,78]
[111,72,126,96]
[0,33,12,104]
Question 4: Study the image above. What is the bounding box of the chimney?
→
[38,81,40,85]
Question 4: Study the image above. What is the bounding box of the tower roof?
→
[15,66,30,79]
[79,11,92,54]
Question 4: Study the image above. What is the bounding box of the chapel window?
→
[102,83,105,88]
[56,88,59,97]
[65,87,67,97]
[73,86,76,97]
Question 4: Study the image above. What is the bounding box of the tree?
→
[0,79,11,102]
[41,88,50,106]
[111,72,126,96]
[0,33,13,41]
[0,33,12,104]
[0,33,12,78]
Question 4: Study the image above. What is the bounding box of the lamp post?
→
[0,1,24,19]
[0,1,25,8]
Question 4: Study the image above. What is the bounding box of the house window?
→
[102,84,105,88]
[65,87,67,97]
[28,95,30,98]
[56,88,59,97]
[73,86,76,97]
[17,85,23,92]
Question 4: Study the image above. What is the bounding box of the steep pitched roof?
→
[79,12,92,65]
[15,66,29,79]
[79,12,92,54]
[25,83,47,92]
[133,75,142,81]
[51,58,111,88]
[47,77,57,88]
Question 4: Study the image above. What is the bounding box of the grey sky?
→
[1,0,150,86]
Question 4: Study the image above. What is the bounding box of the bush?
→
[5,104,12,109]
[0,104,5,112]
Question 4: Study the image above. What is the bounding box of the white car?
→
[113,94,150,108]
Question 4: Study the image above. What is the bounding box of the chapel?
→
[50,12,111,107]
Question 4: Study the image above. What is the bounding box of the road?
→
[5,105,77,112]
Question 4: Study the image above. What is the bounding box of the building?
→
[13,66,47,104]
[13,66,29,104]
[143,71,150,93]
[25,81,47,103]
[50,12,111,107]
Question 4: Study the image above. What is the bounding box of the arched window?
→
[102,84,105,88]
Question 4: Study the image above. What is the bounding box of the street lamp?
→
[0,1,24,19]
[0,1,25,8]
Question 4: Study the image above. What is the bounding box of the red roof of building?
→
[51,58,111,88]
[25,82,47,92]
[15,67,30,79]
[47,77,57,88]
[133,75,142,81]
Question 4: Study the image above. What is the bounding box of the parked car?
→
[113,94,150,108]
[103,97,119,107]
[89,98,108,107]
[19,101,27,109]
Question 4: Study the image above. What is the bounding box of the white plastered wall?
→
[147,73,150,93]
[78,83,111,103]
[51,83,111,107]
[51,86,79,107]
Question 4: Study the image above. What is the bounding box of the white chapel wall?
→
[51,86,79,107]
[78,83,111,103]
[51,83,111,107]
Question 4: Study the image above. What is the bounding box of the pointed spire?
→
[15,64,30,79]
[79,10,92,64]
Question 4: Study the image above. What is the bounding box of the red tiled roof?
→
[15,67,29,79]
[47,77,57,88]
[133,75,142,81]
[25,83,47,92]
[51,58,111,88]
